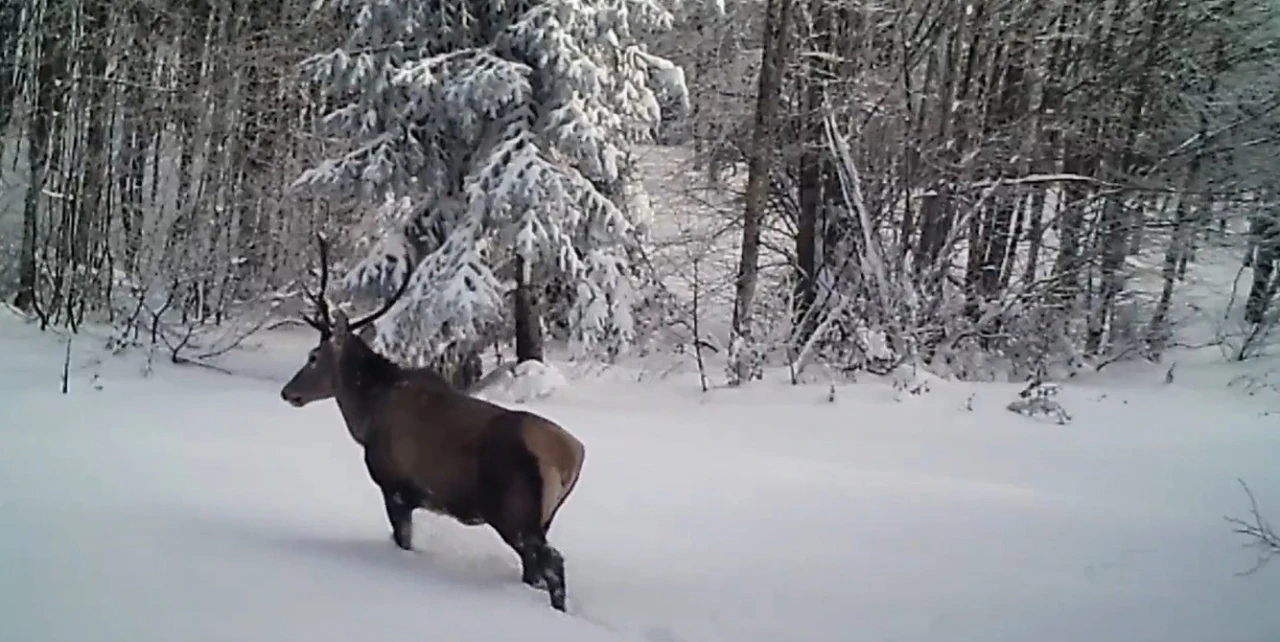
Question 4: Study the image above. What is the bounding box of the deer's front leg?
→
[382,486,414,551]
[366,448,415,551]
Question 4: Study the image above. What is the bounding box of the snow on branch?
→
[913,173,1118,197]
[546,96,624,184]
[343,230,416,298]
[291,132,400,194]
[395,49,535,128]
[370,219,507,356]
[823,110,889,313]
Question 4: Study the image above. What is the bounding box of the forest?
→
[2,1,1280,637]
[1,0,1278,387]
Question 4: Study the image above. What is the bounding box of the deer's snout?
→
[281,389,305,407]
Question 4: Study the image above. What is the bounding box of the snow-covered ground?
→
[1,306,1278,642]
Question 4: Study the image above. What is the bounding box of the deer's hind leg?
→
[486,488,566,611]
[478,419,567,611]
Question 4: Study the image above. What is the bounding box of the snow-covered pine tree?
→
[293,0,689,378]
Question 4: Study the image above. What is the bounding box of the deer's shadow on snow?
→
[182,511,530,595]
[280,531,520,586]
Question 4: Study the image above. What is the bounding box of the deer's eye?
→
[307,351,318,365]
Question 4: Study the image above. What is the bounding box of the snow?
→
[2,307,1279,642]
[477,359,572,404]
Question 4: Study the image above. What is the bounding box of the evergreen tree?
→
[295,0,690,370]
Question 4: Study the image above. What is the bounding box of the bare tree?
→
[728,0,793,385]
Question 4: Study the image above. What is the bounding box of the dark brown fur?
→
[279,237,585,612]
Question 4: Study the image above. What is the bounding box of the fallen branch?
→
[169,355,235,376]
[1225,478,1280,576]
[265,317,310,331]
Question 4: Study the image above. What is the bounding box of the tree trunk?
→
[75,0,112,319]
[513,254,544,362]
[731,0,792,339]
[0,0,21,166]
[1087,0,1168,355]
[1245,211,1277,325]
[792,0,830,347]
[1148,154,1204,349]
[16,0,66,314]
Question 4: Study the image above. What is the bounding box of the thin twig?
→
[1225,478,1280,576]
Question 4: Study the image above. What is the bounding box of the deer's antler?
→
[300,233,333,335]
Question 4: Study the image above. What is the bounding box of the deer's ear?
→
[332,309,350,336]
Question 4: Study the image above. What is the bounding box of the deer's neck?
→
[333,339,404,447]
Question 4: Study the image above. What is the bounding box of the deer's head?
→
[280,234,410,407]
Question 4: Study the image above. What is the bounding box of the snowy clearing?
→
[1,309,1279,642]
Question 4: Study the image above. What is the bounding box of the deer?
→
[279,235,586,612]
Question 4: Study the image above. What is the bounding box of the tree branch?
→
[1226,478,1280,576]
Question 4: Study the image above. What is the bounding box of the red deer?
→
[279,235,586,612]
